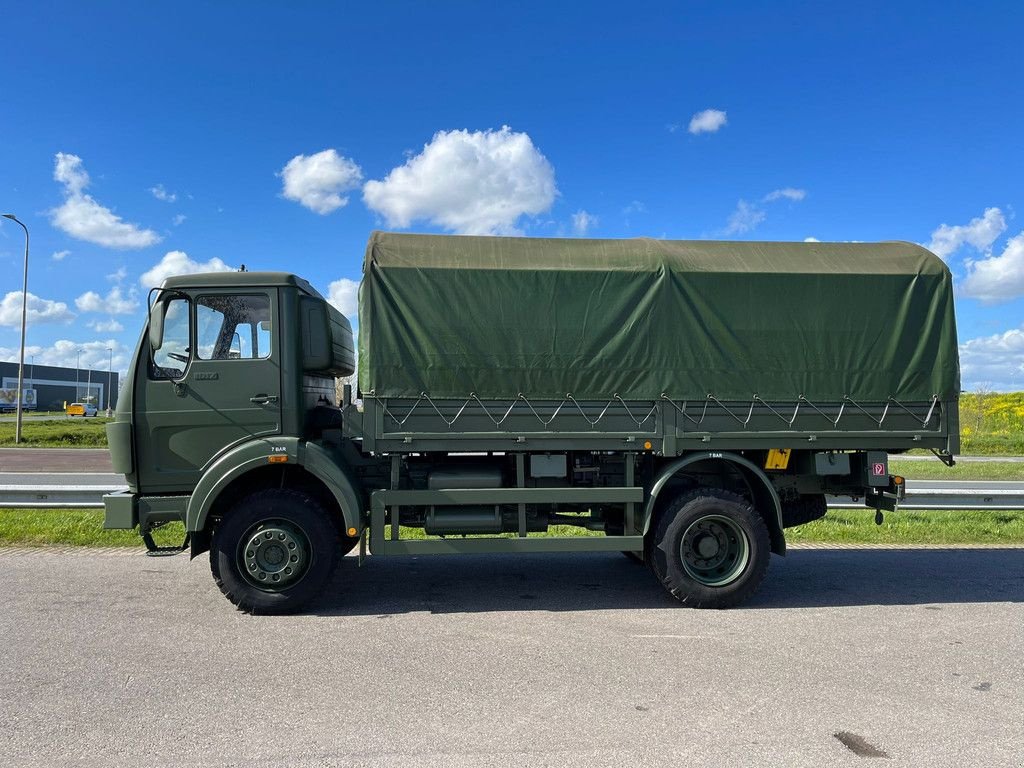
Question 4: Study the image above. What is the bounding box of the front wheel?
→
[211,488,340,614]
[647,488,770,608]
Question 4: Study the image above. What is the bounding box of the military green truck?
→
[104,232,959,613]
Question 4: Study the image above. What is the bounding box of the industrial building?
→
[0,361,119,413]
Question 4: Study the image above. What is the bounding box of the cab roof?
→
[158,271,324,299]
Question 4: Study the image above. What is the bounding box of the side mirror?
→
[147,288,187,351]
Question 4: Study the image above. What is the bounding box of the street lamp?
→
[106,347,112,416]
[2,214,29,444]
[76,348,82,402]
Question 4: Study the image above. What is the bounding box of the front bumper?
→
[103,490,137,529]
[103,491,188,531]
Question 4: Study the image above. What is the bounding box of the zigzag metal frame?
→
[367,391,940,432]
[659,393,940,430]
[368,391,659,430]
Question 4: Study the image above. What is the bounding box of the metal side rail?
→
[2,480,1023,511]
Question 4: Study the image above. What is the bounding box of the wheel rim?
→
[237,519,310,592]
[679,514,750,587]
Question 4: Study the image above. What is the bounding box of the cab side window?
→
[195,294,272,360]
[150,297,191,379]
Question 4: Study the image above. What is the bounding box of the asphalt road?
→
[0,472,124,486]
[1,547,1021,767]
[0,448,113,473]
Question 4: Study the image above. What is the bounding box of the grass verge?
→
[0,509,185,548]
[787,509,1024,545]
[2,508,1022,549]
[0,418,111,447]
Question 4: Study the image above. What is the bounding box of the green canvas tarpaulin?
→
[357,231,959,402]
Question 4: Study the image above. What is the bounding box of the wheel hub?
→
[680,514,750,587]
[238,521,309,592]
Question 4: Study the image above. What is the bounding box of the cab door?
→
[135,290,281,493]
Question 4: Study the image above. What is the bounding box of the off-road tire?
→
[211,488,340,615]
[646,488,771,608]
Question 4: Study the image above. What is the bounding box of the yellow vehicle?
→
[66,402,98,417]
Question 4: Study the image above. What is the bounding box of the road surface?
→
[0,547,1021,767]
[0,448,113,473]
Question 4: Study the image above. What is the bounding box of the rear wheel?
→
[211,488,340,614]
[647,488,770,608]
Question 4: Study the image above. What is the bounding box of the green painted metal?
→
[370,486,643,555]
[375,487,643,506]
[186,437,363,534]
[105,421,133,475]
[298,441,364,533]
[102,490,136,530]
[679,514,750,587]
[135,287,284,494]
[356,394,955,456]
[238,519,310,591]
[642,451,785,555]
[138,495,188,530]
[373,535,646,556]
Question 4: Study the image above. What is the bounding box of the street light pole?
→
[106,348,113,415]
[2,214,29,444]
[76,348,81,402]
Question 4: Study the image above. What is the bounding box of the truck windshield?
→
[196,294,272,360]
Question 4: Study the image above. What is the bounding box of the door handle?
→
[249,394,279,405]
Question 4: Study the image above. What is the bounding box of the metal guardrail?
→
[1,483,1023,511]
[828,490,1024,511]
[0,485,126,509]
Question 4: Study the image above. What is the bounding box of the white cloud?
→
[0,339,131,375]
[50,153,161,249]
[572,210,598,236]
[107,266,128,283]
[724,200,766,234]
[54,152,89,195]
[723,187,807,235]
[623,200,647,215]
[764,187,807,202]
[959,327,1024,391]
[172,214,187,226]
[363,126,557,235]
[149,184,176,203]
[926,206,1006,261]
[88,318,124,332]
[75,286,139,314]
[140,250,233,288]
[688,109,728,135]
[51,250,71,262]
[960,232,1024,304]
[804,237,821,242]
[327,278,359,319]
[280,149,363,215]
[0,291,75,327]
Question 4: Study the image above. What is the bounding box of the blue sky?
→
[1,2,1023,389]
